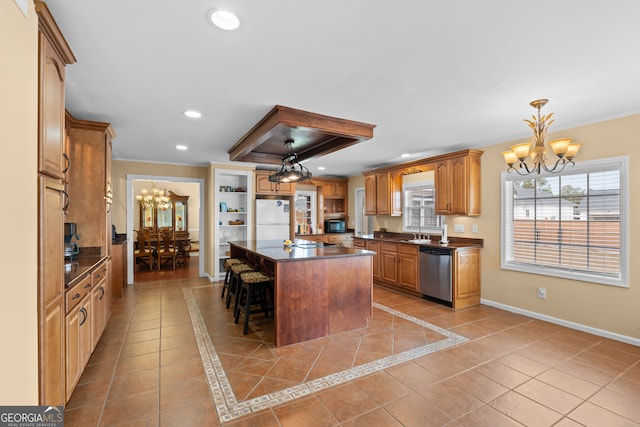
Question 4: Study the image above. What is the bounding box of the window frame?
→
[501,156,629,288]
[402,179,443,235]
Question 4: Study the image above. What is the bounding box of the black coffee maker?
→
[64,222,80,259]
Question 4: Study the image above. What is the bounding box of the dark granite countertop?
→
[353,234,483,251]
[64,255,106,288]
[230,239,374,262]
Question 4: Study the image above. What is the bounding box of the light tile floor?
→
[65,272,640,426]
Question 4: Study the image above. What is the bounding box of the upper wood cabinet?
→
[66,115,115,255]
[363,172,402,216]
[255,170,294,195]
[320,178,347,199]
[435,151,482,216]
[37,2,75,180]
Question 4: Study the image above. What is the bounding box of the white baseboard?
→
[481,298,640,347]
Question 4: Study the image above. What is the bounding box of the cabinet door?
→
[39,34,66,179]
[365,241,380,279]
[79,298,92,372]
[435,160,452,214]
[39,176,65,405]
[91,280,106,350]
[333,180,347,198]
[364,174,377,215]
[376,172,391,215]
[379,243,398,283]
[397,245,419,291]
[256,171,293,195]
[453,249,481,308]
[65,303,81,402]
[449,156,468,215]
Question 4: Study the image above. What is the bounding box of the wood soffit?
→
[227,105,376,165]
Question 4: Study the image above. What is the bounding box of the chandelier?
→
[502,99,582,175]
[135,182,171,210]
[268,139,312,186]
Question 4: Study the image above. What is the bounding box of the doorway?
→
[126,174,205,284]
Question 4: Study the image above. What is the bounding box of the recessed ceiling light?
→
[317,166,326,170]
[208,10,240,30]
[401,153,411,158]
[184,110,202,119]
[176,145,188,151]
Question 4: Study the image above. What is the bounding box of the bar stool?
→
[221,258,244,300]
[225,263,255,309]
[234,271,274,335]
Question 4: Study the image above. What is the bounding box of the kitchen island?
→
[229,239,374,346]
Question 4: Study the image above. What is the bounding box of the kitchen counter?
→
[232,239,372,262]
[229,239,374,347]
[355,234,483,250]
[64,255,106,288]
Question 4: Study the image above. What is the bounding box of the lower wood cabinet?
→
[65,258,111,402]
[359,238,480,308]
[397,244,419,291]
[452,248,481,308]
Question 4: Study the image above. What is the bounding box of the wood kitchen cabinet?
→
[397,244,419,291]
[434,150,482,216]
[380,242,398,283]
[452,248,481,308]
[255,170,294,195]
[65,273,92,402]
[66,115,115,254]
[366,240,381,280]
[36,1,76,406]
[91,260,109,349]
[320,178,347,199]
[363,172,402,216]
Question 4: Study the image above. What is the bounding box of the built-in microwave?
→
[324,219,346,233]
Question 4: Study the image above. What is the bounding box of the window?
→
[354,188,374,237]
[402,179,443,235]
[501,156,628,287]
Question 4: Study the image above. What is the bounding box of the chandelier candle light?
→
[136,182,170,210]
[502,99,582,175]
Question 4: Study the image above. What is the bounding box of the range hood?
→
[227,105,376,165]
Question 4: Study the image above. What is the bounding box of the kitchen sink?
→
[406,239,432,244]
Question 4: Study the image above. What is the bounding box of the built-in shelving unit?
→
[214,169,253,279]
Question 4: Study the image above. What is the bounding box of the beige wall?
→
[0,0,39,403]
[350,114,639,340]
[111,160,210,272]
[477,114,639,340]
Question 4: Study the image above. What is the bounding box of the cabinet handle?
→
[80,307,88,326]
[62,190,70,211]
[99,286,105,300]
[62,153,70,174]
[84,283,92,289]
[72,293,81,300]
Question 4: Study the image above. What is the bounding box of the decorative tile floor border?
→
[183,286,468,423]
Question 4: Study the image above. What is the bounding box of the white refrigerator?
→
[255,199,291,241]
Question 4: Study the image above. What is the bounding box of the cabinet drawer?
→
[380,242,398,252]
[66,274,92,313]
[91,260,108,284]
[397,244,418,256]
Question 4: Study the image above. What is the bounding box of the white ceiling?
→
[47,0,640,177]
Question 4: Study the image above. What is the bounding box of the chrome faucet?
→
[411,222,422,239]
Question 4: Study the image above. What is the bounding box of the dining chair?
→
[134,228,154,271]
[157,227,177,270]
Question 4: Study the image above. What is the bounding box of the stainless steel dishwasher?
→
[419,246,453,303]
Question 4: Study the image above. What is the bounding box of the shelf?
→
[219,211,247,214]
[220,224,246,227]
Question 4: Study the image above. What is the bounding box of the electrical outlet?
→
[454,224,464,233]
[472,224,478,233]
[537,287,547,299]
